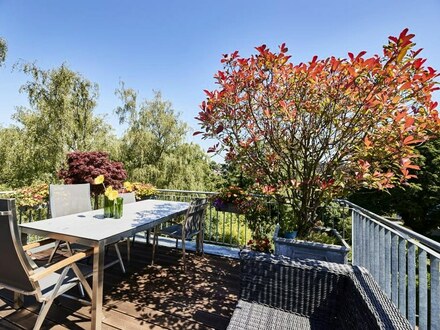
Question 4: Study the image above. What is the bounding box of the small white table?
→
[20,199,189,330]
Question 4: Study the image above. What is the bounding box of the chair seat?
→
[36,263,92,301]
[160,224,199,240]
[160,224,183,238]
[228,300,336,330]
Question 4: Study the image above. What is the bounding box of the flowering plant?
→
[123,181,134,193]
[94,175,119,201]
[211,185,250,211]
[131,182,157,200]
[7,183,49,209]
[247,236,272,253]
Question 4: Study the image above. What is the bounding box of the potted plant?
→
[211,185,249,214]
[196,29,439,261]
[131,182,157,200]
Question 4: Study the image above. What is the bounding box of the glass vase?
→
[104,195,114,218]
[114,197,124,219]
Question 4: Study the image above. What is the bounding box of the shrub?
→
[58,151,127,197]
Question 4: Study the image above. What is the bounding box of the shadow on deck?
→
[0,241,240,329]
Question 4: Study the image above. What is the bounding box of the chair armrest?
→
[239,250,351,317]
[239,251,411,328]
[340,267,412,329]
[22,238,56,252]
[29,248,93,282]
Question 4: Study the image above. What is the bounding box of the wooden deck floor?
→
[0,242,240,329]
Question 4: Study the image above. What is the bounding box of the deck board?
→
[0,242,239,329]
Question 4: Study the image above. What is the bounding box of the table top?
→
[20,199,189,247]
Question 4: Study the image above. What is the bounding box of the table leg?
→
[13,292,24,309]
[91,242,105,330]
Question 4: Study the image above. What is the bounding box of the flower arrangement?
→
[94,175,119,201]
[93,175,124,218]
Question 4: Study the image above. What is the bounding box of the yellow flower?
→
[94,175,105,185]
[105,186,119,201]
[123,181,133,192]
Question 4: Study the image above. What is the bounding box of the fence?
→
[341,199,440,330]
[155,189,268,247]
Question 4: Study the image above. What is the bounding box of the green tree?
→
[0,37,6,66]
[115,83,217,190]
[0,126,35,186]
[350,137,440,234]
[0,63,115,186]
[115,84,187,167]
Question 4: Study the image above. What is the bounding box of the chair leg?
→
[71,263,93,299]
[33,266,70,330]
[196,232,200,253]
[78,283,85,297]
[13,292,24,309]
[114,243,126,273]
[48,240,62,263]
[182,238,186,271]
[201,231,204,255]
[127,238,131,264]
[145,230,151,245]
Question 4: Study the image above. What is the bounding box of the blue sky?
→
[1,0,439,156]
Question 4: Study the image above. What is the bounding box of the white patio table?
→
[19,199,189,330]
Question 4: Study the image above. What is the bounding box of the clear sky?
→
[1,0,439,156]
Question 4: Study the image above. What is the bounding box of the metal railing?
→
[341,199,440,330]
[155,189,259,247]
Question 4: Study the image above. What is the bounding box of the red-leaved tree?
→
[196,29,440,235]
[58,151,127,206]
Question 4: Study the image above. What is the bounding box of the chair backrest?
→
[49,183,92,218]
[0,199,37,295]
[183,198,208,239]
[119,192,136,204]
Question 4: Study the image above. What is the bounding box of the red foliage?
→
[196,29,440,232]
[58,151,127,196]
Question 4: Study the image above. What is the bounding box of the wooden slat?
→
[22,238,56,251]
[0,319,22,330]
[30,249,93,282]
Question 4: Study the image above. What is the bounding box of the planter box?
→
[273,225,350,264]
[214,202,243,214]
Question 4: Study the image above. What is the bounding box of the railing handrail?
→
[0,190,15,195]
[156,188,273,200]
[339,199,440,254]
[156,189,217,195]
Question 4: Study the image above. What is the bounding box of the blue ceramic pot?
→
[284,231,298,239]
